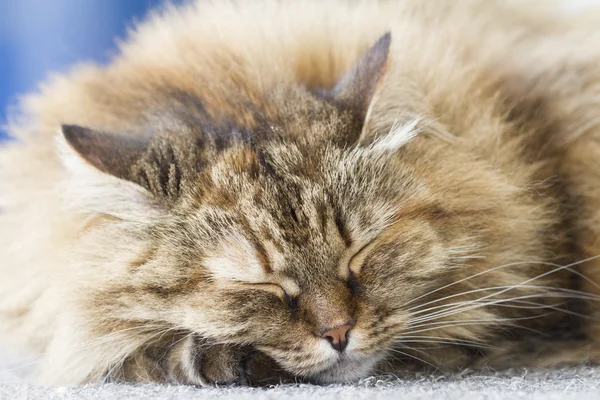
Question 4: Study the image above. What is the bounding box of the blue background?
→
[0,0,182,140]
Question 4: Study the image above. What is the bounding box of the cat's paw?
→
[120,334,295,386]
[166,336,249,386]
[242,349,297,386]
[168,336,297,386]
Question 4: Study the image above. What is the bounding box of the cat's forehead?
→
[198,142,402,238]
[189,168,400,287]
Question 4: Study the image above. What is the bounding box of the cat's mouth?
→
[259,333,387,382]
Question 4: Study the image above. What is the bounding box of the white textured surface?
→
[2,367,600,400]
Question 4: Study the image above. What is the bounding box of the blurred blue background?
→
[0,0,182,140]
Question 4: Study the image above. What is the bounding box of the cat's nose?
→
[321,323,353,352]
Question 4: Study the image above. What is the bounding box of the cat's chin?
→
[282,354,384,384]
[306,352,387,384]
[262,332,390,383]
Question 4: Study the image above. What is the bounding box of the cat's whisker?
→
[396,339,483,347]
[408,292,591,326]
[396,339,494,349]
[404,345,455,350]
[410,286,599,326]
[386,348,441,371]
[409,267,600,330]
[409,284,600,314]
[408,286,598,323]
[409,284,556,316]
[403,255,600,310]
[404,313,555,336]
[395,335,490,347]
[403,261,544,309]
[484,299,590,319]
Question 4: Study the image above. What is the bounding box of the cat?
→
[1,0,600,386]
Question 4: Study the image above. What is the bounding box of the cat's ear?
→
[61,124,152,180]
[322,32,391,143]
[57,125,162,221]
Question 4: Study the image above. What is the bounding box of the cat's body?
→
[1,0,600,385]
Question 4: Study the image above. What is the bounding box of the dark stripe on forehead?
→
[239,214,273,274]
[260,225,285,254]
[315,201,330,241]
[252,237,273,274]
[334,209,353,247]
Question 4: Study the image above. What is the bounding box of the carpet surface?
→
[2,367,600,400]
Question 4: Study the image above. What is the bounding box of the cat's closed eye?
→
[239,281,300,309]
[239,282,286,299]
[346,269,362,294]
[346,239,376,276]
[283,291,299,310]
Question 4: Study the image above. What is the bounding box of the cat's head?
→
[57,33,548,383]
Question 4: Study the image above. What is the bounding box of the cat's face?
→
[62,114,474,382]
[146,136,451,382]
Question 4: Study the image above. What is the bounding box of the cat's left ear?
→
[56,125,163,221]
[321,32,391,143]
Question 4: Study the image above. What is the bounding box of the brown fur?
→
[1,0,600,386]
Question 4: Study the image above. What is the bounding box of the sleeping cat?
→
[1,0,600,386]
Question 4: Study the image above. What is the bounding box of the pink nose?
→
[321,323,353,352]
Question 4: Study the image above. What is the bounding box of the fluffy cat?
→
[1,0,600,386]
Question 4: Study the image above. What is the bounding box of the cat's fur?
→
[1,0,600,386]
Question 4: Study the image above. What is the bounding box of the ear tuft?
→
[369,118,422,153]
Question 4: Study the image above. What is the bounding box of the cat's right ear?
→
[318,32,392,145]
[56,125,162,222]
